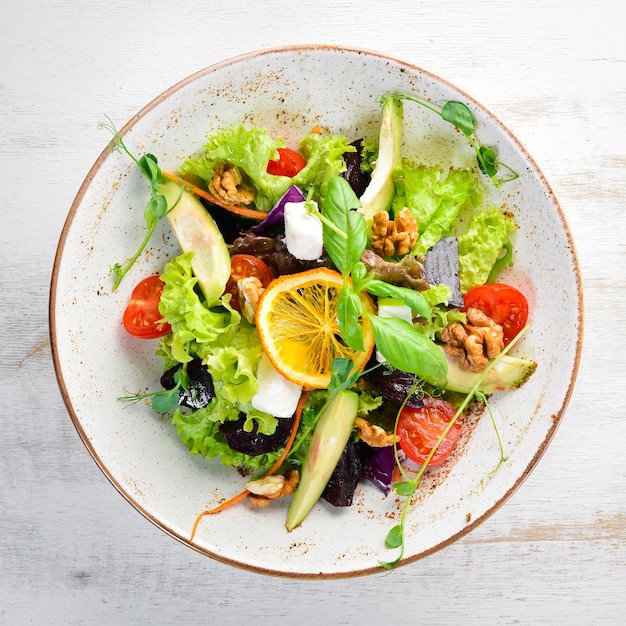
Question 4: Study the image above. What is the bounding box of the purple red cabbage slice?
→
[249,185,305,236]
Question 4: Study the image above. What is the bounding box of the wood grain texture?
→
[2,0,625,624]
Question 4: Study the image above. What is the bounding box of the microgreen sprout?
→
[118,365,189,413]
[478,391,510,485]
[380,325,529,570]
[378,93,519,188]
[98,116,179,290]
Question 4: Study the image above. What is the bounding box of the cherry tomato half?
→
[122,275,171,339]
[396,398,462,467]
[223,254,275,311]
[266,147,306,178]
[463,283,529,345]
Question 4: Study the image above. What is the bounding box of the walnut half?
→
[371,208,418,257]
[441,307,504,372]
[237,276,265,323]
[208,163,256,205]
[245,469,300,508]
[355,417,398,448]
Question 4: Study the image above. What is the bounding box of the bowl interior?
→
[51,45,582,578]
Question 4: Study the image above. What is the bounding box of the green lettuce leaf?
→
[204,338,263,407]
[293,132,355,199]
[179,126,354,212]
[414,283,467,340]
[357,388,384,415]
[171,404,283,472]
[458,207,517,292]
[180,125,287,212]
[157,252,242,363]
[392,163,483,256]
[156,252,284,470]
[170,391,324,472]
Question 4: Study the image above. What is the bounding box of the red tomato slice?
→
[463,283,529,345]
[122,275,171,339]
[224,254,275,311]
[396,398,461,467]
[266,147,306,177]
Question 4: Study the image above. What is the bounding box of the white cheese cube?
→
[251,353,303,418]
[284,200,324,261]
[377,298,413,324]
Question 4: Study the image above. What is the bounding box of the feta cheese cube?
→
[251,353,303,418]
[284,200,324,261]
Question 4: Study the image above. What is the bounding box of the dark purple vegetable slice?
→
[160,359,215,410]
[424,236,463,307]
[219,415,294,456]
[250,185,305,236]
[364,366,425,408]
[321,439,363,507]
[357,442,396,495]
[231,232,334,276]
[340,139,371,197]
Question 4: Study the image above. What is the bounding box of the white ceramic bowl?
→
[50,45,583,578]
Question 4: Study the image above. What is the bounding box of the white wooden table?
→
[3,0,624,623]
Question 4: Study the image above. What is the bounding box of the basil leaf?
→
[338,287,365,351]
[365,314,447,384]
[363,279,431,320]
[322,176,367,274]
[351,261,367,286]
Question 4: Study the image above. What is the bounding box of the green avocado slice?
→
[160,180,231,306]
[358,97,403,220]
[286,390,359,531]
[440,346,537,394]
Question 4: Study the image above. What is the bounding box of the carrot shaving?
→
[189,390,311,542]
[189,490,249,541]
[311,125,322,134]
[161,170,268,220]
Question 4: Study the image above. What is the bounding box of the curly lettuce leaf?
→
[204,337,263,407]
[156,252,285,470]
[171,404,283,472]
[359,139,379,175]
[357,387,384,416]
[179,126,354,212]
[293,132,355,199]
[413,283,467,340]
[458,207,517,292]
[170,391,325,472]
[157,252,241,363]
[158,252,265,406]
[392,163,483,256]
[180,125,287,212]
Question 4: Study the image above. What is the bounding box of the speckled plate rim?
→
[49,44,584,578]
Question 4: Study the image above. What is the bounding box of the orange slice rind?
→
[255,268,375,389]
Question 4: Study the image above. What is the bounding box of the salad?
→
[109,93,536,567]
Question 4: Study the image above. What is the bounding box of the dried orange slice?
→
[255,268,375,389]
